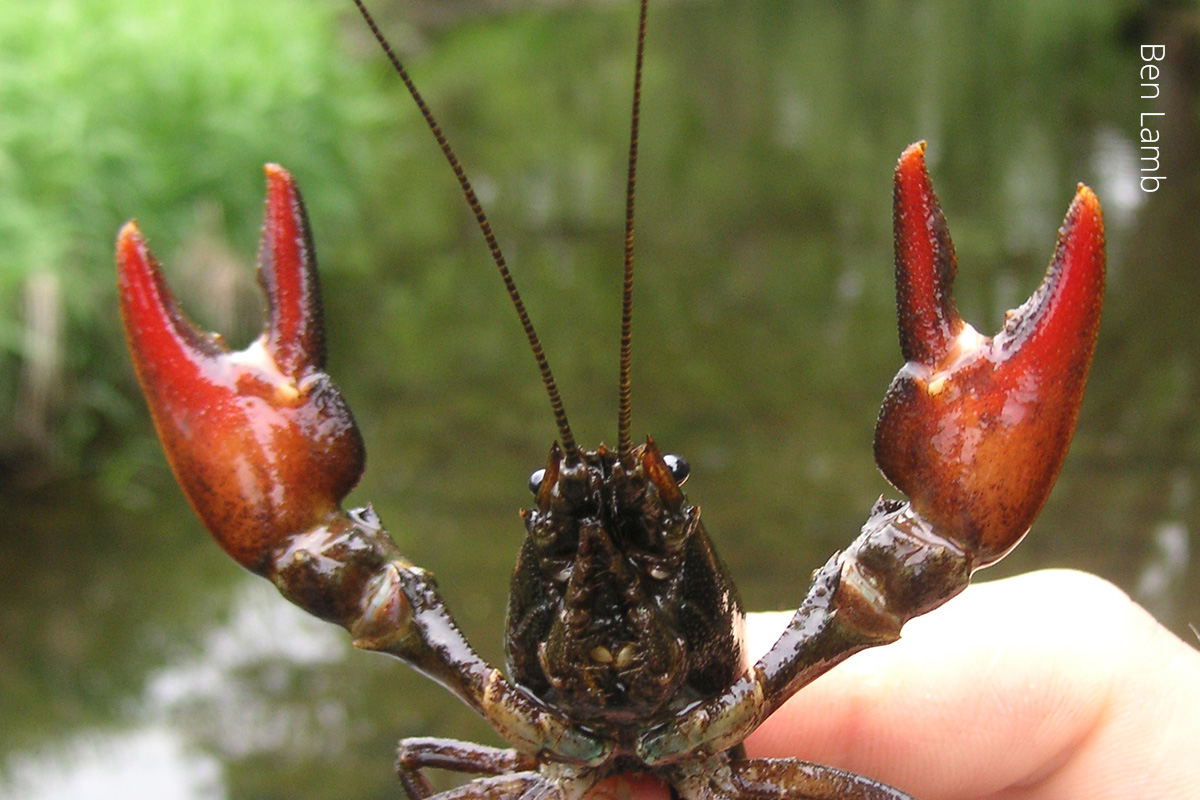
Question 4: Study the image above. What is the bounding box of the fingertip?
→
[744,571,1134,799]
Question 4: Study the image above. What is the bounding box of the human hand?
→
[744,569,1200,799]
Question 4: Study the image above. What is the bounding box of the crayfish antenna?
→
[349,0,579,464]
[616,0,649,461]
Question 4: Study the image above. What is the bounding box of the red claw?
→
[117,165,364,573]
[875,142,1104,567]
[890,141,963,366]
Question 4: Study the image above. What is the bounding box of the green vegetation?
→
[0,0,391,472]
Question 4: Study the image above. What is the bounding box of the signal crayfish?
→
[115,2,1105,799]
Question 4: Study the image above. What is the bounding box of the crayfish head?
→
[506,440,745,727]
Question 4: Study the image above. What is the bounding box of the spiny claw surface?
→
[117,164,364,572]
[875,142,1104,567]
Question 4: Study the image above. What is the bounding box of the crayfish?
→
[115,2,1105,798]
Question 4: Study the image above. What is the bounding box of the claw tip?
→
[898,140,928,169]
[1072,183,1102,217]
[116,220,144,259]
[264,162,293,186]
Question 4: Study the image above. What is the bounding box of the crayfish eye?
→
[663,454,690,485]
[528,468,546,494]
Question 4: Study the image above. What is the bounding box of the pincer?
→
[874,142,1105,567]
[116,164,365,574]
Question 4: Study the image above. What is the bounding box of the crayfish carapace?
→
[116,2,1104,798]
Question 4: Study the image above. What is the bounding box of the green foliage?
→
[0,0,389,469]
